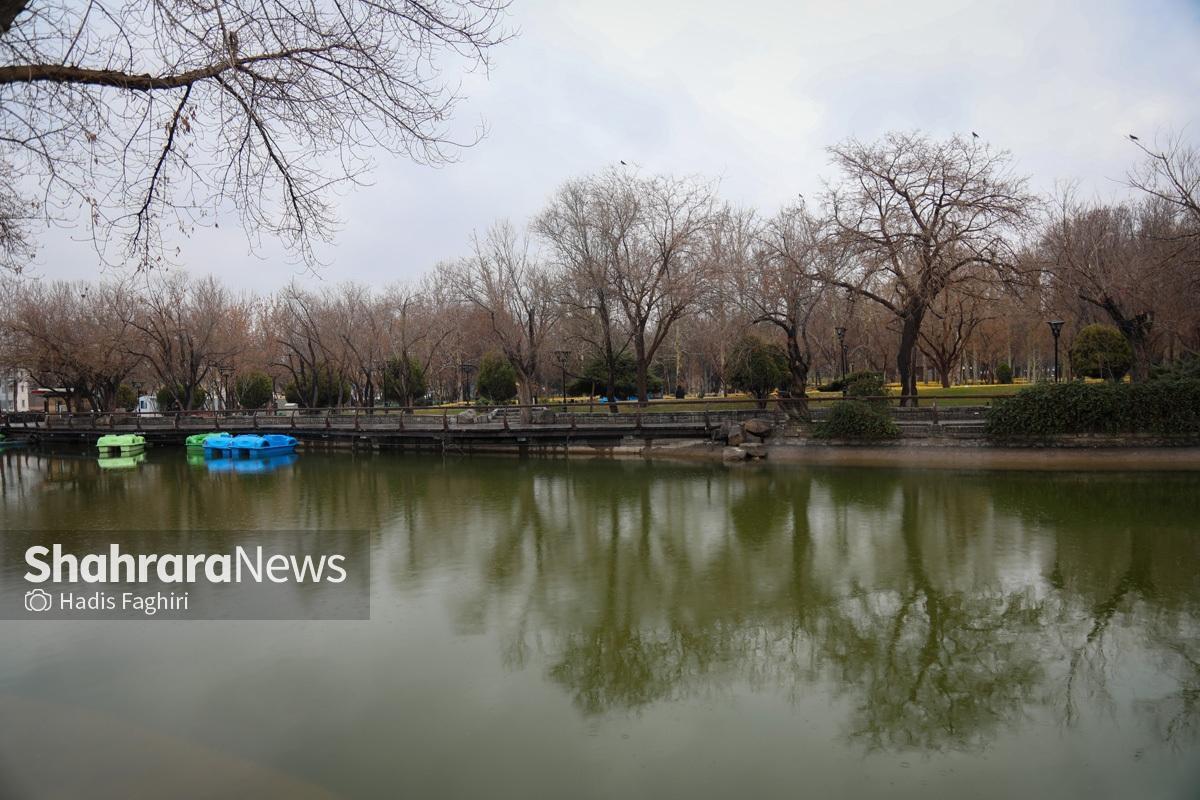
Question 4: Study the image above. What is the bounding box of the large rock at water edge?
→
[741,442,767,458]
[722,446,749,462]
[743,418,774,437]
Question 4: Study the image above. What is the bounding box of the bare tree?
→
[417,271,485,402]
[739,203,832,415]
[449,220,561,419]
[535,172,634,412]
[123,274,242,409]
[606,171,717,404]
[1129,135,1200,238]
[917,281,994,387]
[381,279,455,407]
[1,279,140,409]
[0,160,32,273]
[1040,195,1187,380]
[269,282,337,408]
[0,0,511,268]
[328,283,387,406]
[824,132,1036,404]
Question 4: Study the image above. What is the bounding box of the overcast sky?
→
[31,0,1200,290]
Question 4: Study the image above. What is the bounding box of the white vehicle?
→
[135,395,160,416]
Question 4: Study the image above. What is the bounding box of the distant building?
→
[29,386,71,413]
[0,370,32,413]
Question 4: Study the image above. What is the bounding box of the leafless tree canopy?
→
[536,168,718,405]
[446,219,560,418]
[825,132,1038,402]
[742,203,835,401]
[1128,135,1200,238]
[0,0,511,270]
[4,131,1200,414]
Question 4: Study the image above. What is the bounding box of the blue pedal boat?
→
[230,434,299,456]
[205,454,298,474]
[234,454,298,473]
[202,432,236,455]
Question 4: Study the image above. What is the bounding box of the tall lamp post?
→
[460,362,476,404]
[132,381,143,415]
[218,363,234,411]
[834,326,848,383]
[553,350,570,406]
[1048,320,1064,382]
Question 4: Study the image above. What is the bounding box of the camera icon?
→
[24,588,53,613]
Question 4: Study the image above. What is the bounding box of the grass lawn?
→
[408,382,1028,414]
[907,382,1025,406]
[553,399,765,413]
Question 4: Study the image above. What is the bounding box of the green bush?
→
[813,400,900,440]
[986,380,1200,438]
[285,366,351,408]
[844,372,889,406]
[1150,356,1200,381]
[996,363,1014,384]
[727,335,790,400]
[115,384,137,411]
[1069,324,1133,381]
[477,352,518,403]
[382,356,427,407]
[819,370,884,394]
[234,371,274,409]
[568,353,662,398]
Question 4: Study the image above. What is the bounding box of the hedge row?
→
[985,380,1200,438]
[812,400,900,440]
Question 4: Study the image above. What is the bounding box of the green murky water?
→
[1,448,1198,799]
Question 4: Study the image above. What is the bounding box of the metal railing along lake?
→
[2,393,1010,435]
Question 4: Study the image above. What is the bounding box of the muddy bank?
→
[626,438,1200,471]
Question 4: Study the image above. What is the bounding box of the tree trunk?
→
[516,371,534,424]
[1129,336,1152,382]
[1097,298,1153,382]
[1119,313,1153,382]
[897,310,923,407]
[0,2,30,36]
[782,330,811,421]
[634,336,649,407]
[935,356,952,388]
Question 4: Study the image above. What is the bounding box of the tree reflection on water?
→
[3,449,1198,756]
[455,462,1200,755]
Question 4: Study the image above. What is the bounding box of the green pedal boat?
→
[97,433,146,457]
[185,432,222,451]
[97,453,146,470]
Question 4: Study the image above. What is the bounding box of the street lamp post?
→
[132,381,142,414]
[460,362,476,404]
[1048,320,1065,382]
[218,364,234,411]
[834,326,848,384]
[370,360,385,410]
[553,350,570,407]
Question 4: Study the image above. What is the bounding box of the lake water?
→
[1,448,1198,799]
